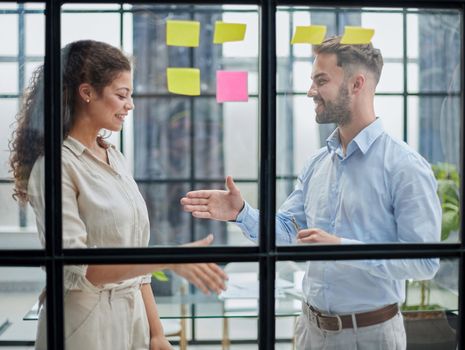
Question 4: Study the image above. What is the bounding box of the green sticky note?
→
[340,26,375,44]
[213,21,247,44]
[291,25,327,44]
[166,20,200,47]
[166,68,200,96]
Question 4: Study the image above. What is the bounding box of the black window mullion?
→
[44,0,64,349]
[259,0,277,349]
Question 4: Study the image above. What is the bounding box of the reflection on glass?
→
[276,259,458,349]
[417,12,460,94]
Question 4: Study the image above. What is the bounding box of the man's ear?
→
[78,83,93,103]
[351,74,366,95]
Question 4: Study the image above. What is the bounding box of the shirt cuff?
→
[235,201,259,241]
[235,201,249,223]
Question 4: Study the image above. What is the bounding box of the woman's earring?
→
[86,99,90,103]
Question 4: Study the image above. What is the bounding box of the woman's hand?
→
[170,234,228,295]
[150,335,173,350]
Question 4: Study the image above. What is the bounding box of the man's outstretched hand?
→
[180,176,244,222]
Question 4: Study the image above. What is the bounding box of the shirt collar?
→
[64,136,86,156]
[64,136,115,157]
[326,118,384,156]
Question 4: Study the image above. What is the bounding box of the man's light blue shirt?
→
[236,118,441,314]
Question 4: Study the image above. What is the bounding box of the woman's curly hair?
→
[9,40,131,203]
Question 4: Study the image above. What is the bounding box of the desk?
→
[23,287,303,321]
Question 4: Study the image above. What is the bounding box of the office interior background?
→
[0,1,462,349]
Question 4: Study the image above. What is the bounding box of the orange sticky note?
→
[166,20,200,47]
[166,68,200,96]
[340,26,374,44]
[213,21,247,43]
[291,25,327,44]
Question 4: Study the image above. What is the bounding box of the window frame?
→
[0,0,463,349]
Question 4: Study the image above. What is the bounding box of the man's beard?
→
[314,85,351,126]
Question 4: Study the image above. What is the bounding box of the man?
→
[180,36,441,349]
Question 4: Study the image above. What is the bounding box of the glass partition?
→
[1,2,463,350]
[275,7,461,246]
[0,266,45,345]
[275,259,458,349]
[0,2,44,249]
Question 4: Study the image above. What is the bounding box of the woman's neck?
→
[68,117,101,151]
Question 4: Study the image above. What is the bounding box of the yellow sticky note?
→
[291,25,327,44]
[166,68,200,96]
[340,26,375,44]
[213,21,247,44]
[166,20,200,47]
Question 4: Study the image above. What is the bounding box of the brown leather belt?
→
[302,302,399,332]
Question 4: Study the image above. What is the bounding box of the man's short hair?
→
[313,36,384,84]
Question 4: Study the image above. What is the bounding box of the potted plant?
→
[402,162,459,349]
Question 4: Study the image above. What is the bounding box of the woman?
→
[9,40,227,350]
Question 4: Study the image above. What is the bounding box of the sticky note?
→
[216,71,248,103]
[291,25,327,44]
[167,68,200,96]
[213,21,247,43]
[340,26,375,44]
[166,20,200,47]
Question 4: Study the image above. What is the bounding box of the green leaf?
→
[433,163,460,186]
[441,210,459,241]
[152,271,169,282]
[433,162,461,242]
[437,180,459,205]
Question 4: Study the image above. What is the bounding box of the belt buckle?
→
[332,314,343,332]
[318,313,343,333]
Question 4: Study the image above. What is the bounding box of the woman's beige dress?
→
[29,136,152,350]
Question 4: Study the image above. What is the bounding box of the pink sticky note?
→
[216,70,248,103]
